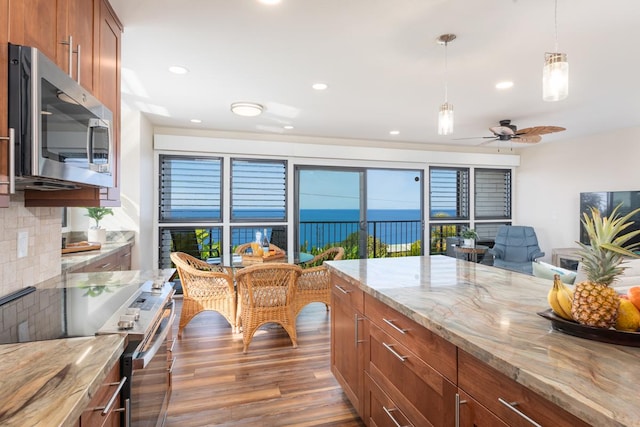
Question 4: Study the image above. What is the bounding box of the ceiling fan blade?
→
[512,135,542,143]
[489,126,515,136]
[479,138,499,145]
[515,126,566,136]
[453,136,496,140]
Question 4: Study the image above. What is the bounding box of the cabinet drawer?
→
[365,293,457,382]
[367,322,456,426]
[457,389,508,427]
[80,361,124,427]
[331,273,364,313]
[458,350,590,427]
[364,373,415,427]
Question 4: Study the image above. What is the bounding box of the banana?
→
[548,274,574,320]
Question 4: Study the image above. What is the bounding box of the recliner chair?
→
[489,225,544,274]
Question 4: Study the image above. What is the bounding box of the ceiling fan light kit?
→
[437,33,456,136]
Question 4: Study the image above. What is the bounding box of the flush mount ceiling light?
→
[258,0,281,4]
[168,65,189,75]
[283,125,294,130]
[190,119,202,123]
[496,81,514,90]
[437,33,456,136]
[543,0,568,101]
[312,82,328,91]
[230,102,264,117]
[389,130,400,136]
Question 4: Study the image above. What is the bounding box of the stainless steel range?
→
[0,274,175,427]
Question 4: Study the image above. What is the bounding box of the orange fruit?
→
[628,286,640,311]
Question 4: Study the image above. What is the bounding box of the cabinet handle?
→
[111,397,130,427]
[382,406,411,427]
[354,314,364,346]
[455,393,467,427]
[168,356,177,374]
[96,376,127,416]
[99,263,112,269]
[0,128,15,194]
[382,342,408,362]
[383,318,408,334]
[498,397,542,427]
[169,337,177,352]
[75,44,81,84]
[60,35,74,77]
[335,284,351,294]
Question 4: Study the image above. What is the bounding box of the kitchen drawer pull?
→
[498,397,542,427]
[99,263,112,269]
[169,337,177,352]
[354,314,365,346]
[97,376,127,416]
[383,318,408,334]
[75,44,81,84]
[382,342,408,362]
[455,393,467,427]
[111,397,130,427]
[335,284,352,294]
[168,356,177,373]
[60,35,73,76]
[383,406,411,427]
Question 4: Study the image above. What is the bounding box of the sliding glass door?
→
[296,167,423,259]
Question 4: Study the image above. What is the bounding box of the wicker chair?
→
[295,247,345,316]
[234,242,284,255]
[170,252,237,336]
[235,263,302,353]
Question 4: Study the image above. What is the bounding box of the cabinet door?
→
[365,373,415,427]
[457,390,508,427]
[80,360,123,427]
[330,275,365,417]
[8,0,63,62]
[0,0,9,206]
[59,0,95,92]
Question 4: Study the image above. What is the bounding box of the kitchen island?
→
[326,255,640,427]
[0,269,175,426]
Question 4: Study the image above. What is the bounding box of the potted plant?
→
[85,207,114,244]
[461,228,478,247]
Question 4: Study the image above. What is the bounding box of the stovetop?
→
[0,280,174,344]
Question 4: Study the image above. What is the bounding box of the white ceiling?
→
[108,0,640,148]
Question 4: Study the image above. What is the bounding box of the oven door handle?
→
[133,300,175,370]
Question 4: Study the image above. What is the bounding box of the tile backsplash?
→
[0,194,63,297]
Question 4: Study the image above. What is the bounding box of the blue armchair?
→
[489,225,544,274]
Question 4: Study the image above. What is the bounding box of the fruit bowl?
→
[537,309,640,347]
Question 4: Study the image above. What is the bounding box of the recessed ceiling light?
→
[169,65,189,75]
[258,0,281,4]
[312,82,328,91]
[389,130,400,136]
[230,102,264,117]
[190,119,202,123]
[496,81,514,90]
[283,125,294,130]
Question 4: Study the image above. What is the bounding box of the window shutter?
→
[475,169,511,219]
[430,167,469,220]
[159,155,222,222]
[231,159,287,221]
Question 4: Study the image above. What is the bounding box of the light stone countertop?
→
[0,334,125,427]
[61,231,135,273]
[326,255,640,427]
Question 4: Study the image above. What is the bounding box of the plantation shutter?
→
[231,158,287,221]
[475,168,511,219]
[159,155,222,222]
[429,167,469,220]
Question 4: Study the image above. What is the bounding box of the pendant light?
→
[543,0,568,101]
[437,34,456,135]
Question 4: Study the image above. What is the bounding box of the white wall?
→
[516,126,640,262]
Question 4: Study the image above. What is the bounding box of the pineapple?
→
[572,204,640,328]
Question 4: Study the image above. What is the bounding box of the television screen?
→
[579,191,640,249]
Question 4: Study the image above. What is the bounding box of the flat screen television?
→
[579,191,640,248]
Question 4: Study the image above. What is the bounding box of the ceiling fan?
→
[462,119,566,144]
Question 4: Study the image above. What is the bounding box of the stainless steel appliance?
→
[0,279,175,426]
[7,43,114,191]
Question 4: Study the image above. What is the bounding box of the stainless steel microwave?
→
[8,43,114,191]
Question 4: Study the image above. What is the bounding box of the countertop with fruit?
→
[326,255,640,427]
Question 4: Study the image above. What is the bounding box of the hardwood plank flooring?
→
[166,298,364,426]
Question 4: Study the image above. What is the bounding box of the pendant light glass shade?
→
[543,52,568,102]
[438,102,454,136]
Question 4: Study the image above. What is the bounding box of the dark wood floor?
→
[166,298,364,426]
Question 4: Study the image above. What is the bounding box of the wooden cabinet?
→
[5,0,123,208]
[0,0,10,206]
[458,350,591,427]
[456,390,509,427]
[80,358,125,427]
[330,274,365,417]
[68,244,132,273]
[364,294,457,427]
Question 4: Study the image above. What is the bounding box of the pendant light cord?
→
[554,0,559,52]
[444,41,449,102]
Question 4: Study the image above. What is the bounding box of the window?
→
[159,155,222,222]
[475,168,511,219]
[430,167,469,220]
[231,158,287,221]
